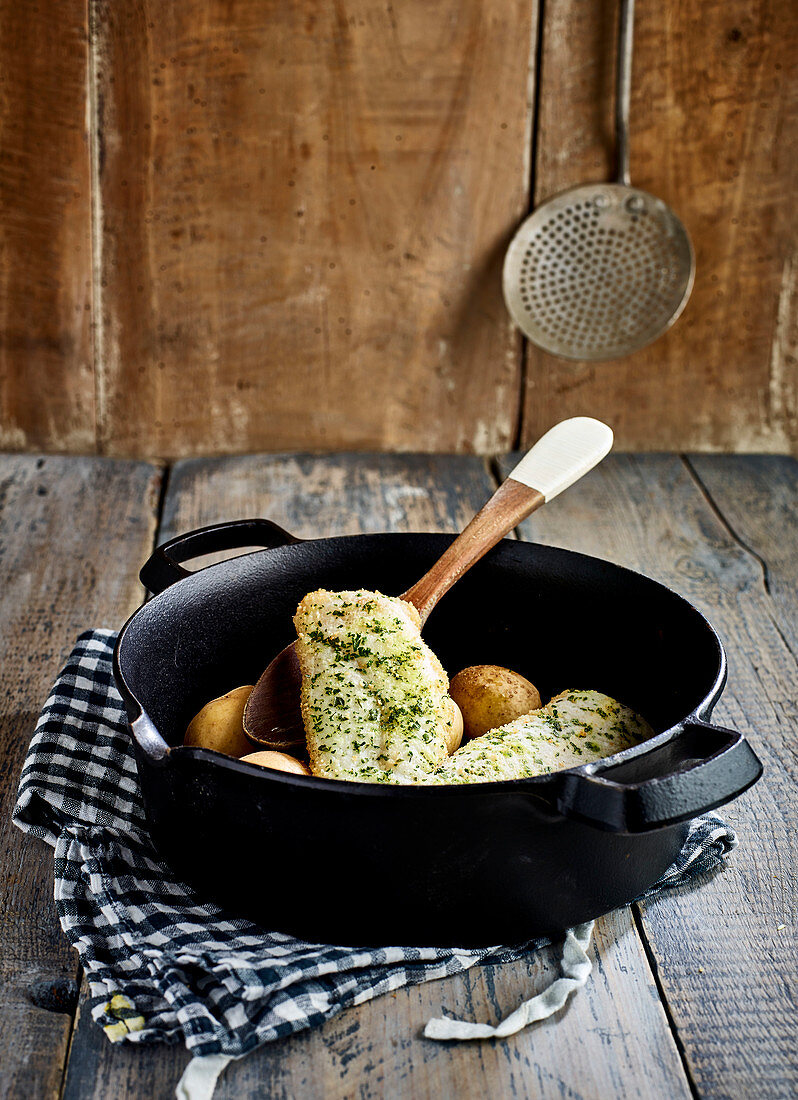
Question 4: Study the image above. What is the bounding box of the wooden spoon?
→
[243,417,613,749]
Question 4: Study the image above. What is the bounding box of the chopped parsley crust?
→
[295,589,452,784]
[432,689,653,785]
[294,593,651,789]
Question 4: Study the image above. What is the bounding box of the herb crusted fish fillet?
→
[294,589,454,784]
[434,689,653,785]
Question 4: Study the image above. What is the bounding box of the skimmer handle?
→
[615,0,635,186]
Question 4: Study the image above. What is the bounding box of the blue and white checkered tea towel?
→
[14,631,739,1098]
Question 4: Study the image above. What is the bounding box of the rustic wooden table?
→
[1,452,795,1100]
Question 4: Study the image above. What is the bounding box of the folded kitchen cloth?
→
[15,631,739,1098]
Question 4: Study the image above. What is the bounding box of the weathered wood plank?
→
[61,1021,187,1100]
[522,0,798,453]
[2,0,796,460]
[688,454,798,654]
[499,452,798,1098]
[60,908,690,1100]
[62,453,690,1099]
[0,2,96,451]
[0,455,162,1100]
[215,909,689,1100]
[93,1,534,458]
[159,452,494,542]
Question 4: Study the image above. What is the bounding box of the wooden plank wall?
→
[0,1,96,450]
[523,0,798,453]
[0,0,796,458]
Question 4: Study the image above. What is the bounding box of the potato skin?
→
[184,685,254,758]
[239,750,311,776]
[449,665,542,743]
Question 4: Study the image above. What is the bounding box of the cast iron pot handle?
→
[140,519,303,595]
[555,720,762,833]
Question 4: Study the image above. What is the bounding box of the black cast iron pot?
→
[113,519,762,946]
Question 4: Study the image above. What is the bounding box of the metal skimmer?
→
[503,0,695,362]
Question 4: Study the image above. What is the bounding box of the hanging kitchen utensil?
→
[503,0,695,361]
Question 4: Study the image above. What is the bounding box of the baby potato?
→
[449,665,542,743]
[441,696,464,754]
[184,685,254,758]
[240,750,312,776]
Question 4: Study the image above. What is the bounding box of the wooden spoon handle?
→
[401,417,613,624]
[400,478,543,623]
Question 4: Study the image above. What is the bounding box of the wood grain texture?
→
[499,452,798,1098]
[57,451,689,1100]
[160,452,495,542]
[93,1,534,458]
[0,2,96,451]
[522,0,798,453]
[61,1011,188,1100]
[688,454,798,653]
[0,455,162,1100]
[215,910,690,1100]
[59,907,691,1100]
[2,0,797,458]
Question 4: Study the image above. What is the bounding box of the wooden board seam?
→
[684,456,771,593]
[684,455,798,662]
[60,458,167,1099]
[631,905,701,1100]
[58,981,84,1100]
[501,447,694,1095]
[514,0,548,451]
[88,1,105,457]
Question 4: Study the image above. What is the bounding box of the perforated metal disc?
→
[503,184,695,361]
